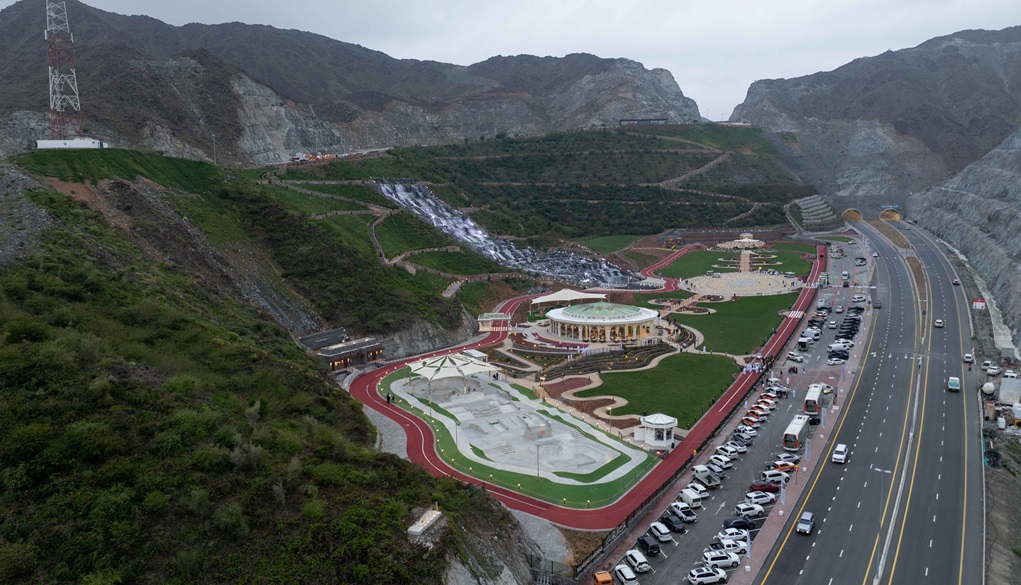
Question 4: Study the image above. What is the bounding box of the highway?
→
[754,222,983,585]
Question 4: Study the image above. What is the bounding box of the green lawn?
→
[410,250,504,275]
[14,148,222,194]
[656,250,739,279]
[771,243,817,254]
[754,250,812,276]
[236,166,277,180]
[263,185,367,215]
[317,213,376,258]
[623,250,660,269]
[819,236,854,243]
[578,235,644,254]
[375,213,452,257]
[574,353,738,428]
[630,289,693,310]
[672,293,797,355]
[380,370,657,507]
[410,271,453,296]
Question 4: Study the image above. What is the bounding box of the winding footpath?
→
[347,245,824,529]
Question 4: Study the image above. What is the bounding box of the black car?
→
[637,534,661,556]
[808,414,821,425]
[829,352,850,360]
[660,514,687,533]
[874,301,882,309]
[722,517,756,531]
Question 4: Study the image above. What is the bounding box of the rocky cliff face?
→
[0,0,700,164]
[908,126,1021,349]
[732,26,1021,211]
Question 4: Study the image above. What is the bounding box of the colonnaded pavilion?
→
[545,301,659,343]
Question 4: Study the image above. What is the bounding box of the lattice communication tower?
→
[45,1,82,139]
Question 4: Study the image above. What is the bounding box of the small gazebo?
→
[633,413,678,451]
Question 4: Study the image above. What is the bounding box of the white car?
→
[981,359,992,370]
[685,482,711,499]
[649,521,673,542]
[934,319,944,328]
[755,397,777,409]
[702,550,740,569]
[872,252,879,257]
[735,425,758,436]
[670,501,698,523]
[724,440,748,454]
[715,445,739,458]
[1005,370,1018,379]
[852,294,866,302]
[775,453,801,464]
[987,366,1002,376]
[734,502,764,518]
[624,549,650,573]
[809,383,834,395]
[749,404,771,417]
[709,454,733,469]
[706,462,727,477]
[963,353,974,363]
[827,358,846,365]
[686,566,728,584]
[745,491,777,506]
[761,469,790,484]
[706,538,748,555]
[787,353,805,363]
[832,443,849,464]
[716,527,750,542]
[613,564,638,585]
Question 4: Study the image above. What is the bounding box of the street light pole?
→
[874,467,892,528]
[535,444,540,477]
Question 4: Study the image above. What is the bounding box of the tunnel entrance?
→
[842,209,863,221]
[879,208,901,221]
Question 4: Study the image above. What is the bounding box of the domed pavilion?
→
[545,302,658,343]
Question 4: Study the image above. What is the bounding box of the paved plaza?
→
[389,373,652,484]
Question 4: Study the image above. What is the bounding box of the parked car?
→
[827,358,846,365]
[715,445,739,458]
[745,491,777,505]
[1004,370,1018,379]
[748,481,780,493]
[686,566,728,584]
[982,360,993,370]
[613,563,639,585]
[669,501,698,523]
[734,502,764,518]
[963,353,974,363]
[716,527,750,542]
[766,461,797,473]
[685,482,711,499]
[760,469,790,484]
[740,416,762,429]
[787,353,806,363]
[636,534,661,556]
[701,550,740,569]
[624,549,651,573]
[659,513,687,534]
[649,521,673,542]
[775,453,801,464]
[724,440,748,454]
[733,431,756,444]
[705,538,748,555]
[706,462,727,478]
[735,425,758,436]
[988,366,1002,376]
[722,516,756,531]
[796,511,816,534]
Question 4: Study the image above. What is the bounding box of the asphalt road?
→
[754,222,983,585]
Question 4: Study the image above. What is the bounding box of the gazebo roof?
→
[407,353,499,381]
[530,289,606,306]
[641,413,678,426]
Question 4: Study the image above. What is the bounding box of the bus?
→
[783,415,811,452]
[803,386,822,415]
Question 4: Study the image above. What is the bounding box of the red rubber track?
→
[347,246,824,529]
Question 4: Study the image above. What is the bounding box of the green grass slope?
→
[0,188,504,584]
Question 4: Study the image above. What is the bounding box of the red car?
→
[748,481,781,493]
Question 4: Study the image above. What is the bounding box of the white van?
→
[827,342,851,352]
[679,487,704,508]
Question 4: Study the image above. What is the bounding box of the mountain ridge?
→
[0,0,700,163]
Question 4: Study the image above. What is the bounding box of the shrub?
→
[301,499,325,519]
[141,491,169,514]
[212,502,250,539]
[0,540,37,581]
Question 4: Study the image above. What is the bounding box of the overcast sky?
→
[6,0,1019,119]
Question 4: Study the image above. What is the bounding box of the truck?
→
[948,377,961,392]
[592,571,613,585]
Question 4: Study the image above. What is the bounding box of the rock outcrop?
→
[908,125,1021,349]
[732,26,1021,211]
[0,0,699,165]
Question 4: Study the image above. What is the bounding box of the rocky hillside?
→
[908,125,1021,349]
[732,26,1021,209]
[0,0,700,165]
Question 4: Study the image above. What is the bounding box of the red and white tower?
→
[45,1,82,140]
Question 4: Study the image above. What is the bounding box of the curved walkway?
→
[347,246,825,529]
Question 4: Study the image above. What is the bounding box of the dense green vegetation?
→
[673,293,798,355]
[278,157,416,181]
[375,213,453,258]
[263,185,367,215]
[300,183,396,208]
[575,353,737,426]
[0,188,498,584]
[410,250,504,275]
[627,123,777,153]
[13,148,223,194]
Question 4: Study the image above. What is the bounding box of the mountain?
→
[732,26,1021,209]
[0,0,700,164]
